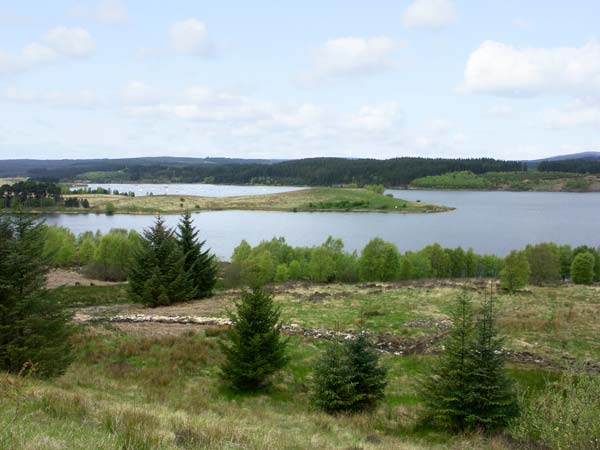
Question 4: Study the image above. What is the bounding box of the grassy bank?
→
[5,281,592,449]
[410,170,600,192]
[29,188,452,214]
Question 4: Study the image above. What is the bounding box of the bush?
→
[500,250,530,292]
[359,238,400,281]
[511,371,600,450]
[571,252,595,284]
[525,243,561,285]
[313,335,387,413]
[220,287,288,392]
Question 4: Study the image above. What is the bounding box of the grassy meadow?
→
[2,280,599,449]
[54,187,451,214]
[409,170,600,192]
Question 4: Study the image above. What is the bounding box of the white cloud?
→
[121,81,162,105]
[1,87,103,109]
[0,27,95,75]
[462,40,600,97]
[43,27,95,57]
[350,102,402,132]
[302,37,399,84]
[402,0,456,30]
[170,19,215,57]
[543,100,600,129]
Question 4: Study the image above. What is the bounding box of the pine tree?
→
[176,212,218,298]
[312,344,359,412]
[128,216,194,306]
[0,214,73,377]
[420,290,475,430]
[220,287,288,391]
[465,296,519,430]
[313,335,388,413]
[420,290,518,431]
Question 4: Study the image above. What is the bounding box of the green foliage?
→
[87,230,140,281]
[525,243,561,286]
[312,335,387,413]
[559,244,573,281]
[363,184,385,194]
[420,291,518,431]
[500,250,530,292]
[42,225,78,267]
[241,250,275,287]
[220,287,288,392]
[422,243,451,278]
[411,171,492,190]
[571,252,595,284]
[177,212,218,298]
[358,238,400,281]
[128,217,194,306]
[274,263,290,282]
[511,371,600,450]
[105,202,116,215]
[308,247,336,282]
[0,215,73,377]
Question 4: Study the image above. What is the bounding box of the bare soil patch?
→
[46,269,122,289]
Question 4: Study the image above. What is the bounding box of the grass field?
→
[409,170,600,192]
[2,281,598,449]
[48,187,451,214]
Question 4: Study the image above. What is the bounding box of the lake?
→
[71,183,304,197]
[45,188,600,260]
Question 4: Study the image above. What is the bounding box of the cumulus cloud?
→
[402,0,456,29]
[302,37,399,84]
[170,19,215,57]
[43,27,95,57]
[462,40,600,97]
[350,102,402,132]
[121,81,163,105]
[0,87,103,109]
[0,26,95,75]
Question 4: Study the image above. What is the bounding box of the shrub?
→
[525,243,561,285]
[359,238,400,281]
[313,335,387,413]
[500,250,530,292]
[511,371,600,450]
[220,287,288,391]
[105,202,116,215]
[571,252,595,284]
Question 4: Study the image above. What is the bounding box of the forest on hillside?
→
[27,157,524,186]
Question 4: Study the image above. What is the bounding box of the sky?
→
[1,0,599,161]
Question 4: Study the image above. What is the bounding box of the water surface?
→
[71,183,304,197]
[45,189,600,260]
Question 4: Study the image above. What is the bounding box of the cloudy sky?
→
[1,0,599,160]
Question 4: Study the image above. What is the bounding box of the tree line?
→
[538,157,600,174]
[28,157,523,186]
[0,180,62,208]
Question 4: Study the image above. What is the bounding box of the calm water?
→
[71,183,304,197]
[44,189,600,260]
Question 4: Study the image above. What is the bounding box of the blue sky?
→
[1,0,599,160]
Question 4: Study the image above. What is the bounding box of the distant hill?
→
[539,151,600,161]
[526,151,600,170]
[0,157,283,178]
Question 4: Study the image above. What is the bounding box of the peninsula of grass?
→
[42,187,452,215]
[409,170,600,192]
